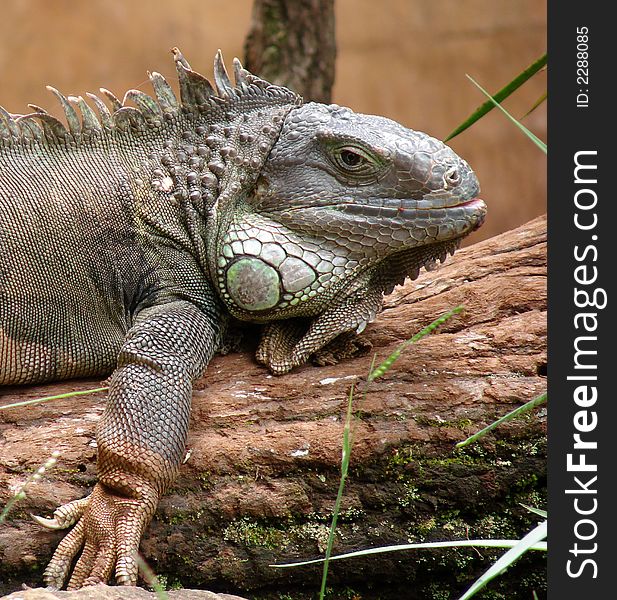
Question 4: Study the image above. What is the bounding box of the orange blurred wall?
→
[0,0,546,243]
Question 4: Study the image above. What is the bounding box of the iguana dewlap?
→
[0,50,486,589]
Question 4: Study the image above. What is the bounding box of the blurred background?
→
[0,0,546,244]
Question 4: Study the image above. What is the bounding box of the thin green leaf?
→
[457,520,547,600]
[445,53,546,141]
[316,307,464,596]
[271,538,547,568]
[368,306,464,382]
[464,75,547,153]
[522,91,547,119]
[0,451,60,524]
[0,387,109,410]
[0,491,26,524]
[319,384,355,600]
[136,553,169,600]
[520,504,547,519]
[456,392,546,448]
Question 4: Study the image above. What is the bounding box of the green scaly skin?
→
[0,49,486,589]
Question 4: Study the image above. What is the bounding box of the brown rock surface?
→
[0,585,247,600]
[0,216,547,599]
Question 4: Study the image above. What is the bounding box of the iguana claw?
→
[32,495,90,532]
[31,514,65,530]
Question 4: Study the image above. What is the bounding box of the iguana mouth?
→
[460,197,487,230]
[335,195,486,216]
[456,197,485,208]
[326,196,488,238]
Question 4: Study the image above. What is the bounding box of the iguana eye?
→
[340,149,364,168]
[333,146,375,173]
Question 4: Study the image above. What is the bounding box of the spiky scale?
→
[112,106,145,131]
[213,49,234,97]
[186,70,216,106]
[27,103,49,114]
[68,96,102,134]
[148,71,178,112]
[85,93,113,129]
[100,88,122,112]
[31,112,68,140]
[232,57,248,86]
[15,116,44,142]
[171,46,191,70]
[173,47,198,106]
[46,86,82,136]
[0,106,20,139]
[124,90,162,118]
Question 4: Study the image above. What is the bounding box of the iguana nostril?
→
[444,166,460,186]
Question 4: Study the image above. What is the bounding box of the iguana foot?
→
[255,320,307,374]
[256,282,384,375]
[256,320,374,374]
[312,332,373,367]
[36,482,158,589]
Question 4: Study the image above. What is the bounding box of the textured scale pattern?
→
[0,49,486,588]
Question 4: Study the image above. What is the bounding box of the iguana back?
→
[1,126,151,383]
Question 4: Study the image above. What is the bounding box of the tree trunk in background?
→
[244,0,336,102]
[0,217,547,599]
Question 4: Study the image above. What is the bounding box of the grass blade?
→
[136,553,169,600]
[306,307,464,596]
[522,91,547,118]
[520,504,547,519]
[0,451,60,524]
[457,520,547,600]
[0,387,108,411]
[456,392,546,448]
[318,384,355,600]
[272,538,547,568]
[368,306,464,382]
[445,53,546,141]
[464,75,547,153]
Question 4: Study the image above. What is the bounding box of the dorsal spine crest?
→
[0,49,302,148]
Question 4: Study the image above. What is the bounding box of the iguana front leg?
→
[36,300,220,589]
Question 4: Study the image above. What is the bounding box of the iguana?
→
[0,49,486,589]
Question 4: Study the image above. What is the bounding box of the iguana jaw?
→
[264,194,487,256]
[213,192,484,330]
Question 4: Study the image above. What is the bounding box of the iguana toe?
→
[43,518,87,589]
[115,553,139,586]
[70,541,117,589]
[67,541,99,589]
[256,320,307,375]
[312,331,373,367]
[32,495,91,530]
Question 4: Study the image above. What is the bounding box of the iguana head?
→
[254,101,484,271]
[213,97,485,371]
